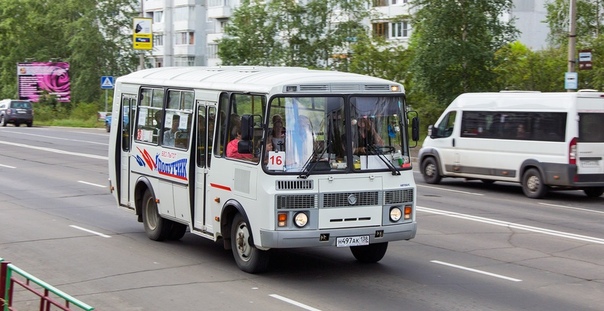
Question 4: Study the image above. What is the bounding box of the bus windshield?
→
[263,95,410,173]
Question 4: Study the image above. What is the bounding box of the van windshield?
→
[579,113,604,142]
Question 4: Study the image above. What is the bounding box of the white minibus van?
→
[419,91,604,199]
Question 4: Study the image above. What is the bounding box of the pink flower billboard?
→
[17,62,71,102]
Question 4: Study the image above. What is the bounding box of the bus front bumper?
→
[259,222,417,248]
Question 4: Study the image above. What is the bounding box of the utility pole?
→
[568,0,577,73]
[139,0,145,70]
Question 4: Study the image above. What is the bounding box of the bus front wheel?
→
[522,168,548,199]
[231,213,270,273]
[350,242,388,263]
[142,190,171,241]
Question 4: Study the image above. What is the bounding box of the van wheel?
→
[27,122,33,127]
[583,187,604,197]
[350,242,388,263]
[422,157,442,184]
[522,168,548,199]
[142,190,170,241]
[481,179,495,185]
[231,213,269,273]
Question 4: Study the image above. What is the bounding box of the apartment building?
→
[140,0,547,68]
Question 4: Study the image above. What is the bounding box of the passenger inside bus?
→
[163,114,180,146]
[349,117,383,155]
[268,114,285,151]
[227,125,254,160]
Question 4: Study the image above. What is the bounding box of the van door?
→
[432,110,459,174]
[120,94,136,206]
[577,111,604,175]
[193,103,215,232]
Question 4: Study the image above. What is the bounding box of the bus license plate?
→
[336,235,369,247]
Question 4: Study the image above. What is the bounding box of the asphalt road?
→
[0,126,603,310]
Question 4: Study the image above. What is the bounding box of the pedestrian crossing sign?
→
[101,76,114,89]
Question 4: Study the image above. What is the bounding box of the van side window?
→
[460,111,566,141]
[436,111,456,137]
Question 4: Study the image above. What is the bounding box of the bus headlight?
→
[294,212,308,228]
[389,207,402,222]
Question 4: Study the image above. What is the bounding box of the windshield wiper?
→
[367,144,400,176]
[299,141,331,179]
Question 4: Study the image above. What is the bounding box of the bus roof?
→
[116,66,404,94]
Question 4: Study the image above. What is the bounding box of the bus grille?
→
[299,85,328,91]
[384,189,414,204]
[276,194,318,209]
[276,180,313,190]
[322,191,379,207]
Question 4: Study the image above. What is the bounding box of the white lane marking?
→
[78,181,106,188]
[4,130,108,144]
[418,184,484,196]
[0,164,16,169]
[0,141,107,160]
[539,202,604,215]
[269,294,322,311]
[431,260,522,282]
[69,225,111,238]
[418,206,604,245]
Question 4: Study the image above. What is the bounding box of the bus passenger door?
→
[193,104,214,231]
[120,95,136,207]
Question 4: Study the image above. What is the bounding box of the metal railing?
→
[1,258,94,311]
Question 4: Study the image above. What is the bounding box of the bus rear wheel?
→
[231,213,269,273]
[142,190,171,241]
[522,168,548,199]
[350,242,388,263]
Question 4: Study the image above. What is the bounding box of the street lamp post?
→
[568,0,577,73]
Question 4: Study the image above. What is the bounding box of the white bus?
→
[108,66,420,273]
[419,91,604,199]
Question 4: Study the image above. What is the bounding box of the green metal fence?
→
[1,258,94,311]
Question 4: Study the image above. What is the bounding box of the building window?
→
[174,57,195,67]
[372,22,388,38]
[154,34,164,46]
[391,21,410,38]
[154,58,163,68]
[207,44,218,59]
[153,11,163,23]
[176,32,194,45]
[373,0,388,7]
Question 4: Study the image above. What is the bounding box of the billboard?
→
[17,62,71,102]
[133,17,153,50]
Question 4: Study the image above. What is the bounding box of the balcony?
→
[208,5,232,19]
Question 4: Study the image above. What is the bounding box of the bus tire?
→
[142,190,170,241]
[421,157,442,184]
[350,242,388,263]
[522,168,548,199]
[169,222,187,240]
[231,213,269,273]
[583,187,604,198]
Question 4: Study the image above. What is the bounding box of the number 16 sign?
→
[267,151,285,170]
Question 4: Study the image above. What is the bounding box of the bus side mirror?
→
[238,140,253,154]
[240,114,253,140]
[411,117,420,142]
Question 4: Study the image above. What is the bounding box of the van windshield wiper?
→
[367,144,400,176]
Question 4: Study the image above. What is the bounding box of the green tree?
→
[0,0,139,103]
[409,0,518,106]
[546,0,604,47]
[217,0,371,69]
